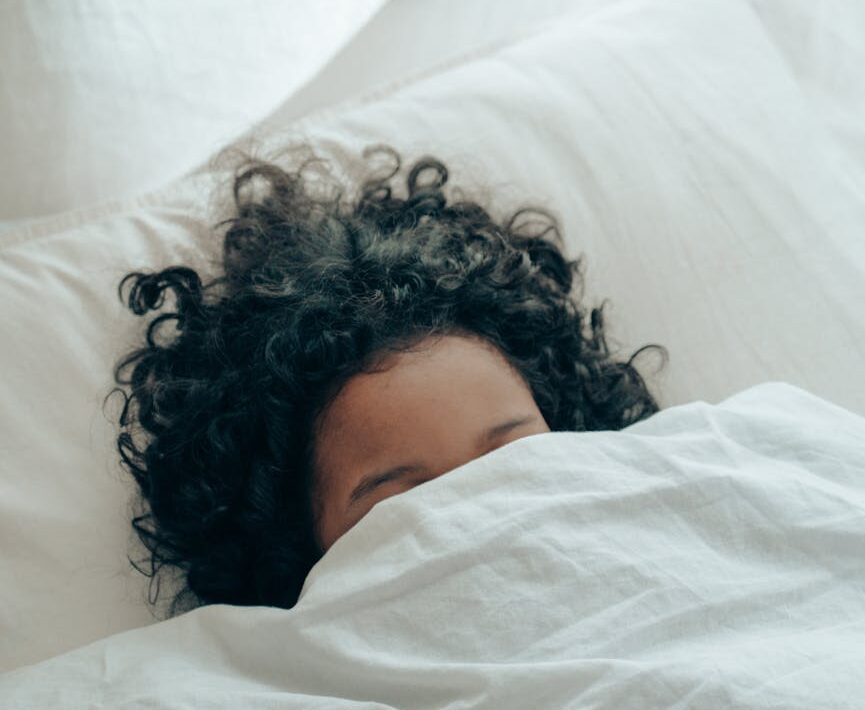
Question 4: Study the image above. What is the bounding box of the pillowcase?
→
[2,0,864,673]
[0,0,385,221]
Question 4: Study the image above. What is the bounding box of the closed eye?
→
[347,414,539,507]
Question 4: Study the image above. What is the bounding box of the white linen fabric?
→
[1,0,864,675]
[248,0,584,129]
[2,382,863,709]
[0,0,386,221]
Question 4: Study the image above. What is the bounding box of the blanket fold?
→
[2,381,864,709]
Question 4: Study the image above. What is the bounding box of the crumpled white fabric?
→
[2,381,863,709]
[3,0,865,685]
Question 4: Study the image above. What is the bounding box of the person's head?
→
[108,143,667,615]
[312,330,552,551]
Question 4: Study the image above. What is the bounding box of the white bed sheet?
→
[2,382,863,708]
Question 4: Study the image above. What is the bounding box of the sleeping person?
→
[107,143,667,615]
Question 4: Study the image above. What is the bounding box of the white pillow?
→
[0,0,385,221]
[2,0,864,673]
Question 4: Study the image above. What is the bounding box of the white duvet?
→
[1,381,863,708]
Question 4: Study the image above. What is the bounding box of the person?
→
[107,142,667,615]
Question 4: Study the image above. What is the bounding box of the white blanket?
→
[2,381,864,709]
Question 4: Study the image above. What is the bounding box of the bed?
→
[1,0,864,707]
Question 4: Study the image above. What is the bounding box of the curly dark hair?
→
[106,142,668,616]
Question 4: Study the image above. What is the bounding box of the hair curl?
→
[106,143,668,616]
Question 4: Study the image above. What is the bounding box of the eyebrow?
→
[347,414,537,507]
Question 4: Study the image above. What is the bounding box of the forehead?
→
[315,334,532,453]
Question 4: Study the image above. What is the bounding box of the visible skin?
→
[312,333,551,552]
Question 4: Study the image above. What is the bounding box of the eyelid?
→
[348,414,539,508]
[348,464,427,507]
[478,414,537,447]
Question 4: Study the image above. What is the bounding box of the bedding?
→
[0,0,386,222]
[245,0,581,129]
[2,0,865,677]
[2,382,864,708]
